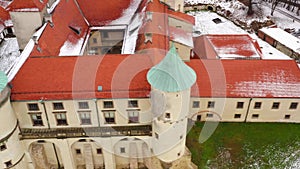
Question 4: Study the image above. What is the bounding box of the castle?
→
[0,0,299,168]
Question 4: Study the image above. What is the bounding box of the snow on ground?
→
[260,2,300,30]
[0,38,20,74]
[190,11,290,60]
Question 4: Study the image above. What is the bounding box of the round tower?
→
[0,71,27,169]
[147,45,196,163]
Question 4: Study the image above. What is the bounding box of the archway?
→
[71,138,105,169]
[29,140,64,169]
[114,138,151,169]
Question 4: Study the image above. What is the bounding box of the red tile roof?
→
[0,6,9,21]
[76,0,132,26]
[8,0,48,12]
[30,0,88,56]
[11,55,300,100]
[187,59,300,98]
[168,10,195,25]
[11,54,154,101]
[193,34,263,59]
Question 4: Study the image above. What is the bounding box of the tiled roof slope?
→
[30,0,88,56]
[193,34,263,59]
[8,0,48,12]
[11,56,300,100]
[11,55,154,101]
[188,59,300,98]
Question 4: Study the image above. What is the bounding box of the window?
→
[236,102,244,109]
[0,142,6,151]
[27,103,39,111]
[78,102,89,109]
[155,132,159,139]
[128,100,138,108]
[120,147,125,153]
[193,101,200,108]
[272,102,280,109]
[103,101,114,108]
[53,102,64,110]
[254,102,261,109]
[180,135,183,139]
[165,113,171,119]
[79,111,91,125]
[197,115,201,121]
[128,111,139,123]
[234,114,241,119]
[207,101,215,108]
[5,160,12,168]
[284,114,291,119]
[93,38,97,43]
[252,114,259,119]
[289,102,298,109]
[101,31,109,38]
[96,148,102,154]
[55,112,68,125]
[206,113,213,118]
[103,111,115,123]
[76,149,81,154]
[31,113,43,126]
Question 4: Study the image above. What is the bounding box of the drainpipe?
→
[52,143,61,169]
[93,99,100,127]
[244,98,252,123]
[39,100,50,129]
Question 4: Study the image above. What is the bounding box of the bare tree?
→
[248,0,254,15]
[271,0,279,15]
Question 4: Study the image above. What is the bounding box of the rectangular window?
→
[53,102,64,110]
[96,148,102,154]
[192,101,200,108]
[155,132,159,139]
[236,102,244,109]
[78,111,91,125]
[197,115,201,121]
[93,38,97,43]
[289,102,298,109]
[234,114,241,119]
[252,114,259,119]
[284,114,291,119]
[165,113,171,119]
[207,101,215,108]
[55,112,68,125]
[101,31,109,38]
[0,142,7,151]
[120,147,125,153]
[78,102,89,109]
[103,111,115,124]
[103,101,114,108]
[128,100,138,108]
[128,111,139,123]
[76,149,81,154]
[254,102,261,109]
[27,103,39,111]
[206,113,213,118]
[272,102,280,109]
[31,113,44,126]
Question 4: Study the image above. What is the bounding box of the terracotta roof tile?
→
[188,59,300,98]
[11,54,154,100]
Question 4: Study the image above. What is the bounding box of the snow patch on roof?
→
[172,33,193,47]
[47,0,60,14]
[109,0,142,25]
[59,38,84,56]
[13,8,40,12]
[8,39,34,82]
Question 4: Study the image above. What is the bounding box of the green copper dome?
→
[0,71,8,93]
[147,44,196,92]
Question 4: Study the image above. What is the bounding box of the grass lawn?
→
[186,122,300,168]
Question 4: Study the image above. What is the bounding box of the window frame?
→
[128,100,138,108]
[54,112,68,125]
[78,102,89,109]
[128,110,139,123]
[27,103,39,111]
[272,102,280,109]
[207,101,215,108]
[236,102,244,109]
[53,102,64,110]
[30,113,44,126]
[254,102,262,109]
[103,111,115,124]
[192,101,200,108]
[78,111,92,125]
[289,102,298,109]
[103,101,114,109]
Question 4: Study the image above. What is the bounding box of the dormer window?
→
[144,33,152,43]
[146,11,152,21]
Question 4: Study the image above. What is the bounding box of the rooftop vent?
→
[69,25,81,35]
